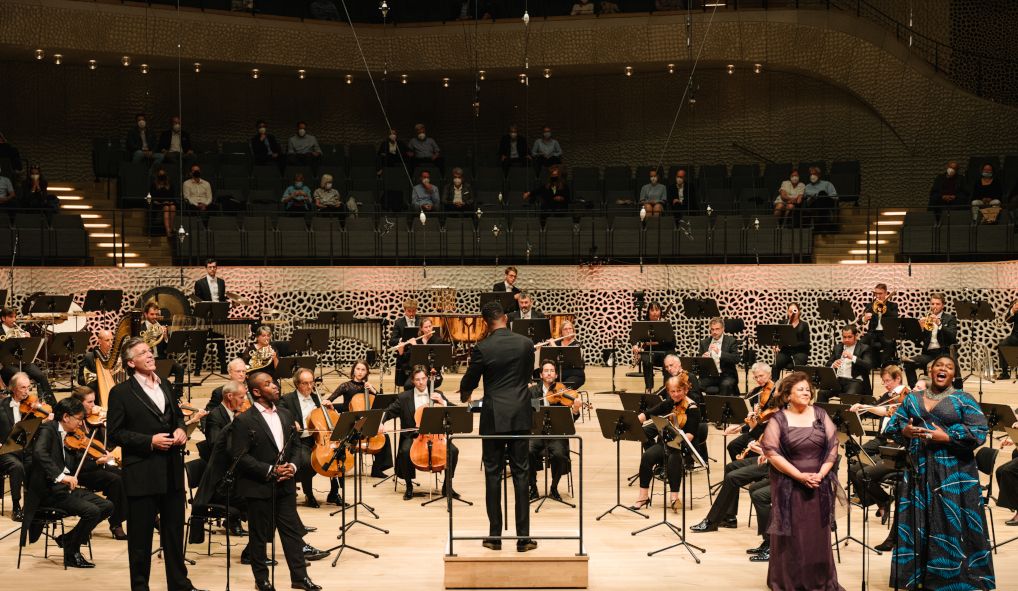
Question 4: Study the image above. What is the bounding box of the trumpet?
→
[919,313,939,331]
[0,325,29,342]
[872,300,887,315]
[388,330,435,352]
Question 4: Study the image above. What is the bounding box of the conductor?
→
[459,301,537,552]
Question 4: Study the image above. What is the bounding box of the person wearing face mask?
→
[282,172,313,212]
[182,164,213,211]
[442,167,475,222]
[126,113,163,166]
[802,166,837,204]
[149,167,177,236]
[802,166,838,230]
[411,170,441,214]
[531,125,562,175]
[313,173,346,217]
[497,124,530,174]
[970,163,1003,223]
[570,0,594,15]
[523,164,571,219]
[667,168,696,219]
[249,119,282,166]
[21,164,57,212]
[407,123,443,172]
[376,128,410,174]
[157,115,193,164]
[928,159,968,221]
[639,168,667,217]
[773,168,805,223]
[286,121,322,171]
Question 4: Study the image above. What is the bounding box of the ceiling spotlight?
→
[53,53,63,65]
[298,69,306,80]
[34,49,44,60]
[251,68,260,79]
[88,59,97,70]
[667,63,675,74]
[726,64,734,75]
[379,0,388,17]
[753,63,762,74]
[625,66,633,77]
[400,74,408,84]
[140,63,149,74]
[543,68,551,79]
[442,77,450,88]
[121,55,131,67]
[193,62,201,73]
[345,74,353,84]
[478,69,486,80]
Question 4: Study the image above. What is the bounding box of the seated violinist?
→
[0,372,36,522]
[0,307,54,405]
[722,362,776,461]
[23,397,113,568]
[394,318,445,390]
[378,367,459,501]
[528,361,581,501]
[630,373,700,512]
[69,386,128,540]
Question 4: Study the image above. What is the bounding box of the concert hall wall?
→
[2,0,1017,209]
[14,262,1018,374]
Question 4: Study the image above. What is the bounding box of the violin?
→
[64,427,121,468]
[179,403,208,426]
[20,394,51,419]
[308,391,353,478]
[86,405,107,427]
[745,382,775,429]
[543,382,593,411]
[347,380,387,455]
[409,371,448,473]
[667,397,690,430]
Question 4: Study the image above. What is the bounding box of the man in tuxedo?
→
[387,298,418,352]
[696,317,740,395]
[818,325,872,403]
[232,372,327,591]
[904,293,958,388]
[142,301,185,400]
[0,307,55,405]
[21,397,113,568]
[77,329,115,402]
[192,258,227,374]
[0,372,34,522]
[279,367,340,507]
[859,283,898,369]
[508,291,544,322]
[107,337,203,591]
[493,266,521,313]
[528,361,581,501]
[459,301,537,552]
[379,366,460,500]
[191,380,247,545]
[202,358,248,419]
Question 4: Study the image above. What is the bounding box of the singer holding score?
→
[883,355,995,590]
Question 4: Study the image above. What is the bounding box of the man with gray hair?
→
[0,371,33,521]
[280,366,337,508]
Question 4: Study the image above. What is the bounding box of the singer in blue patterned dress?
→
[884,355,995,590]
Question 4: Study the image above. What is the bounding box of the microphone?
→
[491,224,500,238]
[753,217,760,231]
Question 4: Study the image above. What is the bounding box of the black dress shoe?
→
[241,552,277,566]
[110,525,129,540]
[11,507,23,522]
[875,537,896,552]
[303,525,317,533]
[1006,516,1018,526]
[64,552,96,568]
[228,522,247,537]
[746,541,770,555]
[304,495,320,509]
[998,372,1011,381]
[290,576,322,591]
[403,485,414,501]
[690,519,717,533]
[549,488,563,501]
[517,539,538,552]
[719,517,739,529]
[326,493,343,506]
[370,470,389,478]
[302,544,330,561]
[529,486,539,501]
[482,538,502,550]
[748,548,770,562]
[255,579,275,591]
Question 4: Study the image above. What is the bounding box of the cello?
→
[346,378,387,455]
[308,387,353,478]
[409,370,448,473]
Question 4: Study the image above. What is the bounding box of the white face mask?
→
[946,167,956,176]
[325,182,333,190]
[809,175,819,183]
[453,178,462,186]
[172,123,181,132]
[137,120,146,129]
[297,129,306,137]
[650,176,658,184]
[295,182,303,188]
[417,133,426,141]
[422,179,430,186]
[30,174,40,180]
[543,132,552,139]
[389,134,397,142]
[510,132,517,139]
[790,176,799,184]
[258,127,267,134]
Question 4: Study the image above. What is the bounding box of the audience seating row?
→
[0,213,90,264]
[899,210,1018,260]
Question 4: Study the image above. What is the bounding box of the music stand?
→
[155,359,174,382]
[980,403,1018,448]
[899,318,923,345]
[418,406,474,507]
[826,407,882,557]
[1002,346,1018,385]
[315,311,356,377]
[325,411,383,564]
[479,291,516,313]
[362,394,399,490]
[0,337,44,373]
[511,318,551,344]
[678,357,719,391]
[48,331,90,392]
[705,395,752,472]
[399,326,423,342]
[755,324,797,350]
[165,330,207,403]
[29,294,73,366]
[529,405,577,511]
[194,301,230,383]
[955,300,996,394]
[275,356,317,383]
[619,392,664,414]
[334,409,387,533]
[83,289,123,313]
[408,343,453,377]
[818,299,856,351]
[795,365,840,395]
[993,426,1018,551]
[595,408,650,520]
[630,321,675,383]
[682,298,721,348]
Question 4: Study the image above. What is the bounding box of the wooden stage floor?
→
[1,367,1016,590]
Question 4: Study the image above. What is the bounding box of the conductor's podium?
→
[444,553,589,589]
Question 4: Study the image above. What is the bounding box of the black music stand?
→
[899,317,923,346]
[705,394,752,483]
[418,406,474,507]
[315,311,356,377]
[29,294,73,366]
[529,405,577,511]
[630,321,675,384]
[980,403,1018,449]
[795,365,840,395]
[818,299,856,351]
[166,330,207,403]
[595,408,650,520]
[993,426,1018,551]
[399,326,422,342]
[682,298,720,347]
[825,407,882,559]
[289,328,329,381]
[83,289,123,313]
[194,301,230,383]
[1002,346,1018,385]
[49,332,90,392]
[0,337,44,374]
[755,324,797,351]
[408,343,453,378]
[633,416,706,561]
[955,299,995,394]
[619,392,664,413]
[511,318,551,344]
[678,357,718,392]
[333,409,387,534]
[479,291,516,313]
[275,356,317,384]
[325,411,382,565]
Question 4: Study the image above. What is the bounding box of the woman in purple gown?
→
[761,371,845,591]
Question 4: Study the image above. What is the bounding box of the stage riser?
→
[444,555,588,589]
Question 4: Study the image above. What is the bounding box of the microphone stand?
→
[218,430,250,591]
[270,427,298,590]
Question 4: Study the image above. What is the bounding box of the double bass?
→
[409,371,448,473]
[308,387,353,477]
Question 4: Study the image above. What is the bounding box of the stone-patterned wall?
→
[11,262,1018,376]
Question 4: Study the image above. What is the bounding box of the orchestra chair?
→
[975,446,999,551]
[183,459,239,558]
[17,506,92,569]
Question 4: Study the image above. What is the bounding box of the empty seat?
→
[974,223,1009,254]
[347,143,375,168]
[252,165,283,190]
[118,162,152,207]
[703,189,737,214]
[609,216,641,259]
[697,164,728,193]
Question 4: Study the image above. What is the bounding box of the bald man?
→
[78,330,116,405]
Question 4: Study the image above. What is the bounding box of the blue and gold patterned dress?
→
[884,390,995,590]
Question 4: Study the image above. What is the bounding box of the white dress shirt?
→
[206,275,220,301]
[836,344,857,379]
[708,338,723,372]
[55,423,72,482]
[404,316,415,329]
[134,372,166,413]
[254,401,284,450]
[928,313,943,350]
[519,310,532,320]
[9,398,21,423]
[297,392,317,438]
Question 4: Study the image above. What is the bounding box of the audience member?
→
[126,113,163,166]
[928,160,967,219]
[524,164,571,213]
[21,165,57,211]
[773,169,805,221]
[183,163,213,211]
[411,171,441,213]
[970,163,1002,223]
[0,169,15,209]
[531,125,563,173]
[442,167,474,214]
[287,121,322,169]
[600,0,620,11]
[282,172,313,212]
[309,0,340,20]
[571,0,595,15]
[803,167,837,203]
[377,128,410,174]
[150,167,177,236]
[668,168,696,218]
[0,132,23,175]
[498,124,530,173]
[639,168,666,216]
[313,173,345,215]
[408,123,443,171]
[250,120,282,166]
[157,116,194,165]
